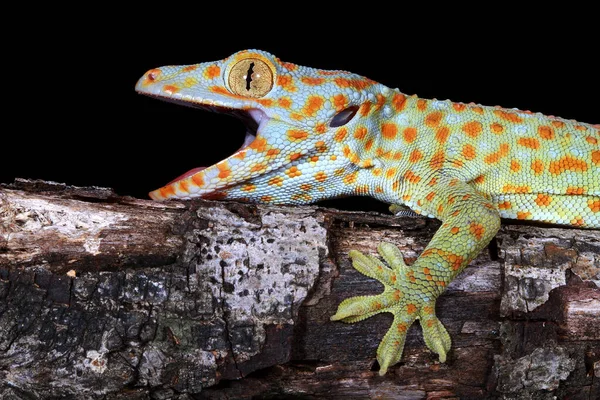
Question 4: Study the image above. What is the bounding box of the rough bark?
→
[0,179,598,400]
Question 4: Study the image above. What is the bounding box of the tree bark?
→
[1,179,598,399]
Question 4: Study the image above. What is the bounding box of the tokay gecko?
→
[135,49,599,375]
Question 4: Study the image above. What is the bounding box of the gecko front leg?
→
[331,178,501,375]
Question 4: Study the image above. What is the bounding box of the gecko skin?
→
[136,49,600,375]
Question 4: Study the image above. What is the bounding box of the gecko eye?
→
[330,105,359,127]
[229,58,274,98]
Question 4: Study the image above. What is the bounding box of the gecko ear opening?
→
[330,105,359,127]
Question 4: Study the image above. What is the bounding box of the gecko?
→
[135,49,599,375]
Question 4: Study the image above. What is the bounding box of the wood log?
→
[0,179,598,399]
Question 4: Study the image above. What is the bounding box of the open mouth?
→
[137,91,270,200]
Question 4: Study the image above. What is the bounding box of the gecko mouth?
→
[138,92,270,198]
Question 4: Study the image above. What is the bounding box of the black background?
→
[4,7,597,212]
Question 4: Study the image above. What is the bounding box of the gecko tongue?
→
[166,167,207,185]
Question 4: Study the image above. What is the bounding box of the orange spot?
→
[359,101,372,116]
[248,136,267,152]
[159,185,176,198]
[404,171,421,184]
[498,201,512,210]
[392,93,407,111]
[287,129,309,142]
[517,211,532,220]
[310,156,319,162]
[473,175,485,184]
[289,152,302,161]
[333,77,373,90]
[449,178,459,187]
[191,174,204,187]
[314,123,327,134]
[575,125,587,131]
[552,120,565,128]
[303,95,324,117]
[425,191,436,201]
[393,151,403,160]
[494,109,523,123]
[354,126,368,140]
[163,85,179,94]
[592,150,600,165]
[531,159,544,175]
[182,65,197,72]
[571,217,585,226]
[417,99,427,111]
[430,151,445,170]
[566,186,585,195]
[425,111,443,127]
[484,143,510,164]
[502,184,531,193]
[266,148,280,157]
[409,149,423,163]
[406,304,417,314]
[333,94,348,111]
[375,186,383,193]
[510,159,521,172]
[286,166,302,178]
[462,194,472,200]
[535,193,552,207]
[453,103,466,112]
[397,323,407,333]
[250,163,267,173]
[375,94,386,109]
[257,99,273,107]
[403,127,417,143]
[260,195,273,202]
[428,177,438,187]
[334,127,348,142]
[280,62,297,71]
[462,121,483,138]
[462,144,476,160]
[382,123,398,139]
[517,137,540,149]
[490,122,504,134]
[314,171,327,182]
[588,199,600,213]
[178,180,189,192]
[435,126,450,144]
[450,226,460,234]
[586,136,598,145]
[549,156,589,175]
[470,105,484,115]
[300,183,313,191]
[204,65,220,79]
[301,76,325,85]
[290,113,303,121]
[242,184,256,192]
[278,97,292,109]
[538,125,555,140]
[402,194,411,201]
[277,75,296,91]
[343,172,358,184]
[385,168,397,178]
[217,163,231,179]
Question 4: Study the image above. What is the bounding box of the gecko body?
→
[136,50,599,374]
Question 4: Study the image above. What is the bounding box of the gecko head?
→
[136,49,394,203]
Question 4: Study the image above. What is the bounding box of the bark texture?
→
[1,179,599,399]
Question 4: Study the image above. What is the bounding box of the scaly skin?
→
[136,49,600,375]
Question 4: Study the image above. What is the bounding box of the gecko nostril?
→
[146,69,161,82]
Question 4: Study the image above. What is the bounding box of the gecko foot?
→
[330,242,451,375]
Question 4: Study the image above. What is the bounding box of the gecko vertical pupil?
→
[245,62,255,91]
[229,58,274,98]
